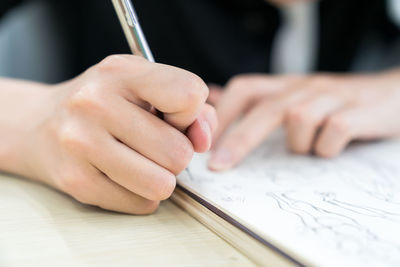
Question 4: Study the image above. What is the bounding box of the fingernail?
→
[199,119,212,151]
[208,148,232,171]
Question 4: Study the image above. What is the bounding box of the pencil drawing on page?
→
[177,130,400,267]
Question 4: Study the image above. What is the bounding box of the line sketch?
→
[178,131,400,267]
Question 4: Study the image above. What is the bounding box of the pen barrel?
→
[111,0,155,62]
[130,23,155,62]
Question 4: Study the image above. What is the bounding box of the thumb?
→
[186,104,218,153]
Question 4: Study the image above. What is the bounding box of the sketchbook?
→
[172,130,400,266]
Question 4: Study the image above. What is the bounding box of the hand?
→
[208,71,400,171]
[2,55,217,214]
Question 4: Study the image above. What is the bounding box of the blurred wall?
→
[0,1,70,83]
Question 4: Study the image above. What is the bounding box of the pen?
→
[111,0,193,176]
[111,0,155,62]
[112,0,163,118]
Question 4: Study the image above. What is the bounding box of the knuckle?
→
[96,55,128,74]
[178,72,208,108]
[325,114,350,136]
[67,84,106,115]
[93,55,150,78]
[58,124,90,154]
[286,106,310,124]
[169,136,194,173]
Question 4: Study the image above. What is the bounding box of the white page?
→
[177,131,400,267]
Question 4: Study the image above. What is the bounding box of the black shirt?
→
[1,0,399,84]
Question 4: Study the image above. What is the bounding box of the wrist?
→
[0,79,54,179]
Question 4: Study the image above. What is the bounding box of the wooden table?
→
[0,173,255,267]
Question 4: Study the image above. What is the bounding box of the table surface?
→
[0,173,255,267]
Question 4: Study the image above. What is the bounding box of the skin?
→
[0,0,303,215]
[207,71,400,171]
[207,0,400,171]
[0,55,217,214]
[1,0,398,213]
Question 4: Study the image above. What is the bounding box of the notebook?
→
[172,130,400,266]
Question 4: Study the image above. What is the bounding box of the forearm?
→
[0,78,52,178]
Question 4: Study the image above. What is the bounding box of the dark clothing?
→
[1,0,399,84]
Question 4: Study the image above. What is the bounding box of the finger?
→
[207,84,223,106]
[315,100,400,158]
[211,86,254,146]
[89,133,177,201]
[92,172,160,215]
[60,166,160,215]
[101,94,194,175]
[314,108,357,158]
[186,104,218,153]
[211,83,264,146]
[286,94,347,154]
[212,75,302,147]
[208,100,284,171]
[208,78,315,171]
[91,55,208,131]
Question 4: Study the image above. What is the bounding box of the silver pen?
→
[112,0,155,62]
[112,0,161,118]
[112,0,193,179]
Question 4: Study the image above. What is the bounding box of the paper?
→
[177,131,400,267]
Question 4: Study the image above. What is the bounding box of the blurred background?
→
[1,0,400,85]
